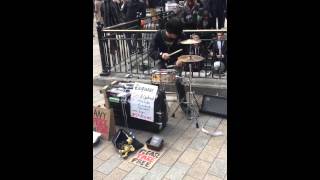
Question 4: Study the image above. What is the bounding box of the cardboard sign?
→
[130,147,164,169]
[93,106,115,140]
[130,83,158,122]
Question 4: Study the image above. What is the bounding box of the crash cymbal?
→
[178,55,204,63]
[180,39,202,45]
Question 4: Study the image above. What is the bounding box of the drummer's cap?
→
[166,17,183,36]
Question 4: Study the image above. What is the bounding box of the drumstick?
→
[168,49,183,57]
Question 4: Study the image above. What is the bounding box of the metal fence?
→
[96,12,227,78]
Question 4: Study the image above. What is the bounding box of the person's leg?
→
[93,1,95,37]
[222,57,227,72]
[94,1,100,23]
[126,32,134,54]
[211,16,217,29]
[135,32,143,54]
[218,12,225,29]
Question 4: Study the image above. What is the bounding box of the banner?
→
[93,106,115,140]
[130,148,164,170]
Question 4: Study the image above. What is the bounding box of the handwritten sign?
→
[130,83,158,122]
[93,106,115,140]
[130,148,164,169]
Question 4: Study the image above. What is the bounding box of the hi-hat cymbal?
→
[180,39,202,45]
[178,55,204,63]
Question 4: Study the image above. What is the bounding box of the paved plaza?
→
[93,22,227,180]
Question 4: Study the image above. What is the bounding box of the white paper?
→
[130,83,158,122]
[93,131,101,144]
[201,128,224,137]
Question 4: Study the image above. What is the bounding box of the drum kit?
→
[150,37,223,136]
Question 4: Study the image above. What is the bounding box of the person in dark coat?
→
[178,0,201,29]
[207,32,227,72]
[208,0,227,29]
[149,17,188,70]
[93,0,95,37]
[122,0,147,54]
[149,17,191,116]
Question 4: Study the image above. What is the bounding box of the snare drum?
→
[151,69,176,85]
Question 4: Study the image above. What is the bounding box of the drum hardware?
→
[177,55,204,63]
[172,54,222,136]
[151,69,177,85]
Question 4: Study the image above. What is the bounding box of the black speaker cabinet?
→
[200,95,227,118]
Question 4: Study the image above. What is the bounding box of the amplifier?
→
[200,95,227,118]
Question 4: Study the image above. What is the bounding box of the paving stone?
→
[165,162,191,180]
[106,168,128,180]
[93,140,109,157]
[198,145,221,163]
[188,131,211,151]
[93,170,108,180]
[208,158,227,179]
[203,173,223,180]
[95,144,117,161]
[122,166,149,180]
[143,163,171,180]
[183,175,197,180]
[205,117,222,128]
[177,148,201,166]
[159,148,183,167]
[93,157,104,170]
[118,160,136,172]
[187,159,211,180]
[217,142,227,160]
[96,155,124,175]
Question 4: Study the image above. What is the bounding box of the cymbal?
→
[178,55,204,63]
[180,39,202,45]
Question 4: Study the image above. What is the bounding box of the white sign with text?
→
[130,83,158,122]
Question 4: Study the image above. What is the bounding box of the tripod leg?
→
[192,93,201,109]
[171,104,180,117]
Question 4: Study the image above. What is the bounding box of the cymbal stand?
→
[186,63,200,128]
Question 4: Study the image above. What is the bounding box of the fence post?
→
[97,23,111,76]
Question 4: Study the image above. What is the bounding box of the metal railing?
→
[96,12,227,78]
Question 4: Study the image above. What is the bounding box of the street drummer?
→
[149,17,188,72]
[149,18,192,116]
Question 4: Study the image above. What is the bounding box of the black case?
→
[107,84,168,133]
[112,129,144,151]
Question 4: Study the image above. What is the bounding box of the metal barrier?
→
[96,12,227,78]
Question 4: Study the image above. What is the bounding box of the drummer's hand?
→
[176,60,183,67]
[162,53,170,60]
[210,52,214,56]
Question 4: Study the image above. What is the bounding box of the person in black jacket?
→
[178,0,201,29]
[149,18,192,117]
[122,0,146,54]
[149,18,188,70]
[208,0,227,29]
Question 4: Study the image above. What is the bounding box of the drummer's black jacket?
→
[149,30,188,66]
